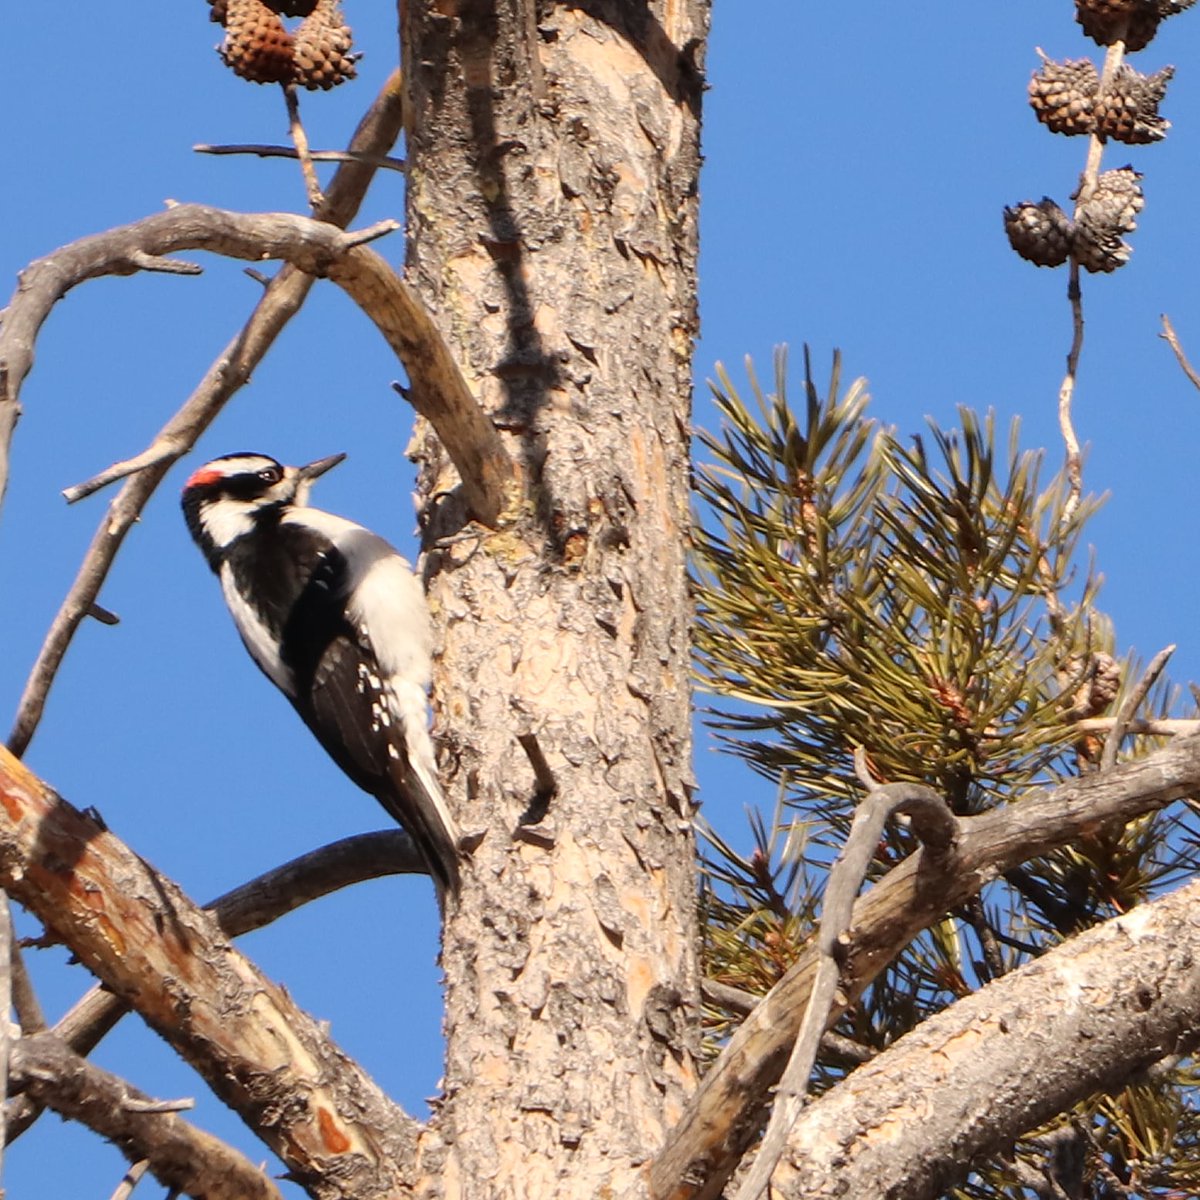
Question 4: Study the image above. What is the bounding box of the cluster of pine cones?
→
[1029,56,1172,143]
[1005,168,1144,273]
[1004,0,1193,272]
[209,0,357,90]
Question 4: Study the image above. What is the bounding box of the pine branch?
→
[771,876,1200,1200]
[650,730,1200,1200]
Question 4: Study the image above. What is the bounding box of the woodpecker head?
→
[181,451,345,567]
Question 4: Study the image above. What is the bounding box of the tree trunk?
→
[401,2,708,1194]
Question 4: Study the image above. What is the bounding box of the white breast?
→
[280,507,434,688]
[219,563,296,694]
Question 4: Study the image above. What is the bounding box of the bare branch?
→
[0,747,421,1198]
[283,83,325,209]
[4,70,408,757]
[1160,313,1200,391]
[650,731,1200,1200]
[195,143,406,173]
[771,877,1200,1200]
[11,1033,281,1200]
[1101,644,1175,770]
[8,829,423,1143]
[109,1159,151,1200]
[9,913,45,1033]
[1077,717,1199,736]
[733,780,956,1200]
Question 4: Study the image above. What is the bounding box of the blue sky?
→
[4,3,1200,1195]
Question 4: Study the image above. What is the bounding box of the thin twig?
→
[517,731,558,804]
[1101,644,1176,771]
[12,1034,282,1200]
[1076,716,1198,736]
[700,979,876,1063]
[9,915,45,1033]
[195,143,405,173]
[283,83,325,209]
[1160,314,1200,392]
[109,1159,151,1200]
[3,70,407,755]
[732,767,956,1200]
[122,1096,195,1114]
[1056,36,1128,527]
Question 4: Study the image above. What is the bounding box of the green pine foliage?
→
[693,349,1200,1196]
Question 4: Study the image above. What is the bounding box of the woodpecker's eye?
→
[258,466,283,485]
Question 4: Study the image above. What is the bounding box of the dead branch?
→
[0,746,420,1199]
[1077,717,1199,736]
[284,83,325,209]
[5,71,407,758]
[9,910,44,1033]
[1161,313,1200,392]
[733,775,956,1200]
[11,1033,281,1200]
[1101,644,1175,770]
[649,730,1200,1200]
[7,829,423,1143]
[109,1159,151,1200]
[195,143,405,173]
[771,877,1200,1200]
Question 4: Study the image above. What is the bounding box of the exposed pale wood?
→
[650,731,1200,1200]
[7,829,424,1144]
[773,878,1200,1199]
[0,745,420,1200]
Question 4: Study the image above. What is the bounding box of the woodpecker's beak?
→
[297,453,347,482]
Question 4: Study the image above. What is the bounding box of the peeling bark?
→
[773,877,1200,1200]
[402,2,709,1195]
[0,746,418,1200]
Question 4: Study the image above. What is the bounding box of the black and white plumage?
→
[181,451,461,896]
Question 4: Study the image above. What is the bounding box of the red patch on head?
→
[183,467,225,493]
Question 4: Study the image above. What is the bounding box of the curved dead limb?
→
[649,731,1200,1200]
[7,829,423,1144]
[0,746,420,1200]
[2,208,514,526]
[12,1033,281,1200]
[732,773,956,1200]
[5,71,408,759]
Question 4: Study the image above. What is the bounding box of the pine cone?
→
[219,0,296,85]
[1073,653,1123,717]
[1076,0,1195,51]
[1073,167,1144,273]
[293,0,357,90]
[1004,198,1074,268]
[1029,56,1099,136]
[1093,64,1173,143]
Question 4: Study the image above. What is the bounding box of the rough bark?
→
[772,876,1200,1200]
[651,728,1200,1200]
[0,746,419,1200]
[401,2,708,1195]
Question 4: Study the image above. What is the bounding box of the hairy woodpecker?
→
[181,452,461,897]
